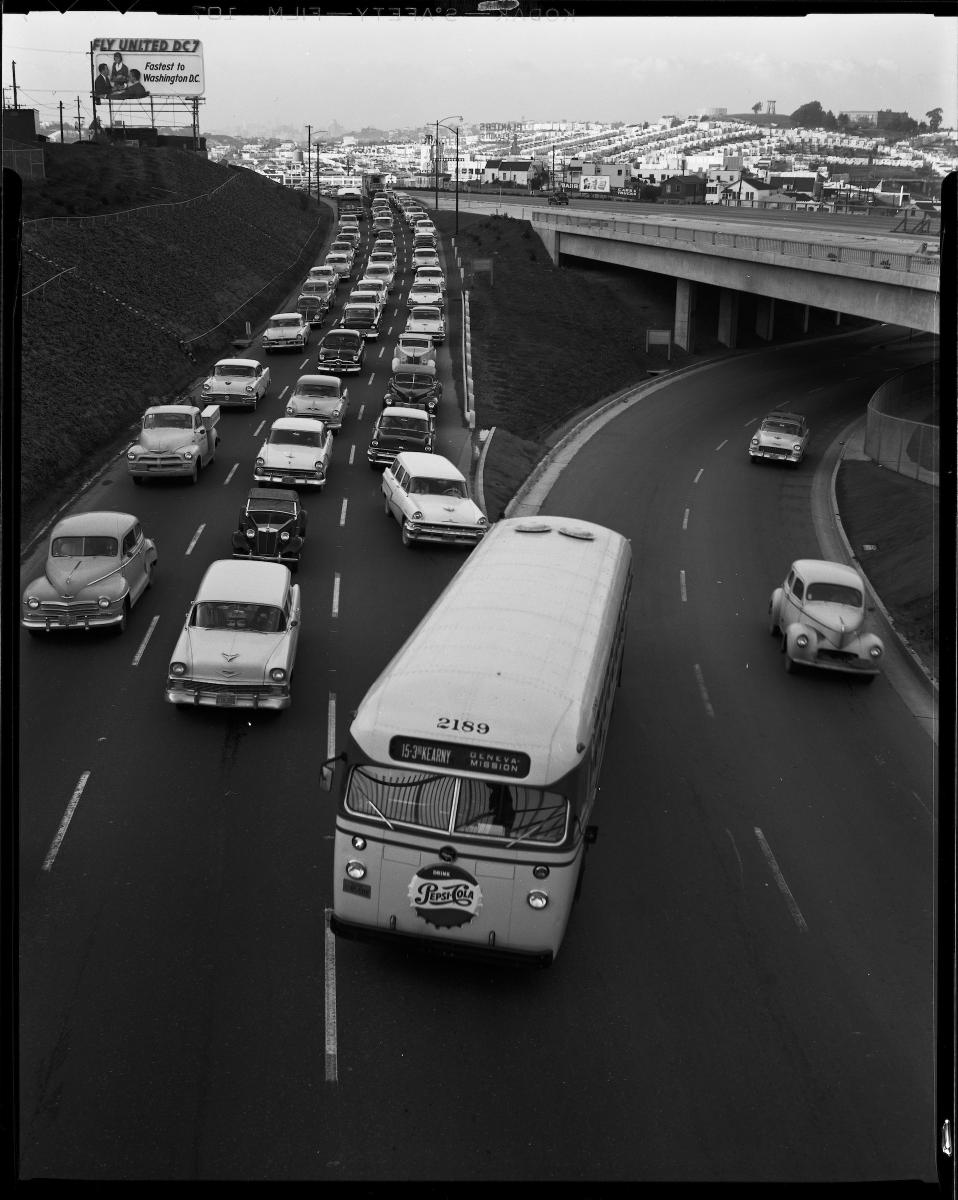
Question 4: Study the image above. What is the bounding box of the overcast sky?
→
[5,8,957,136]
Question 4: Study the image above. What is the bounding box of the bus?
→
[361,170,387,204]
[336,187,364,222]
[324,516,632,966]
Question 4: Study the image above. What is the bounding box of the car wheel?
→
[401,520,415,548]
[146,561,155,590]
[768,604,780,636]
[114,600,130,636]
[384,496,391,517]
[784,652,798,674]
[190,460,199,485]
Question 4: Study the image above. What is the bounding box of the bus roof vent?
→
[514,522,553,534]
[558,526,596,541]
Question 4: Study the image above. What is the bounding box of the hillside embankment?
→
[16,144,332,536]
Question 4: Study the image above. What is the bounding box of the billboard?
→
[91,38,205,102]
[579,175,611,193]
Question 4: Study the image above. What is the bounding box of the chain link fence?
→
[864,362,939,484]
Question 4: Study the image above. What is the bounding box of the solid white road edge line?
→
[324,908,339,1083]
[185,524,205,555]
[754,826,809,932]
[131,615,160,667]
[42,771,90,872]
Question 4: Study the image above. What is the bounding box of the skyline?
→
[5,9,957,137]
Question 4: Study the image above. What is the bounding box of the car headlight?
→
[869,645,883,659]
[527,890,549,910]
[371,439,380,447]
[245,529,255,539]
[202,381,211,391]
[269,668,287,683]
[26,596,40,609]
[182,449,194,460]
[795,633,809,648]
[750,437,759,447]
[314,462,326,475]
[127,449,137,461]
[345,860,367,880]
[280,531,290,542]
[255,457,265,468]
[478,516,488,526]
[411,510,423,520]
[170,662,187,676]
[245,385,254,393]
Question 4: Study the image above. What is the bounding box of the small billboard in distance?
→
[91,37,205,102]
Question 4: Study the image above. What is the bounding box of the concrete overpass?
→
[528,209,940,350]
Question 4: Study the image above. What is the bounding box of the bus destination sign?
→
[389,736,531,779]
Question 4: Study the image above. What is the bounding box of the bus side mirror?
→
[319,764,334,792]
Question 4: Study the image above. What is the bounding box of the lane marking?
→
[725,829,745,889]
[693,663,715,717]
[714,439,728,451]
[324,908,339,1083]
[331,572,341,618]
[185,524,206,555]
[680,569,687,602]
[299,356,310,370]
[682,508,690,530]
[131,614,160,666]
[42,771,90,872]
[693,468,704,484]
[253,419,266,437]
[328,692,337,757]
[367,372,375,386]
[378,346,385,358]
[224,463,239,486]
[339,498,348,527]
[358,404,365,421]
[743,415,760,427]
[754,827,808,932]
[348,444,355,465]
[279,386,289,400]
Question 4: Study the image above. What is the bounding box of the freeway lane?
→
[18,211,936,1178]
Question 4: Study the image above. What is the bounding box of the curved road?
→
[17,207,937,1181]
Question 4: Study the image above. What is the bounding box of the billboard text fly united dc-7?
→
[91,38,205,102]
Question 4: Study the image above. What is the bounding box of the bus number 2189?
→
[437,718,489,734]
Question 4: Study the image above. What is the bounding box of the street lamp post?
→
[433,113,463,217]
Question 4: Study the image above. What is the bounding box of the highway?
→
[17,202,936,1181]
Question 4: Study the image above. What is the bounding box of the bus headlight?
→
[527,890,549,910]
[795,633,809,648]
[532,865,550,880]
[351,835,367,851]
[346,860,367,880]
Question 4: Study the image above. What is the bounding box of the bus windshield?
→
[345,765,569,844]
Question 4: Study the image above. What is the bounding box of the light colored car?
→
[262,311,310,353]
[338,300,381,340]
[325,252,354,280]
[749,411,810,466]
[391,331,437,372]
[348,288,384,316]
[329,239,357,262]
[411,249,441,270]
[286,373,349,432]
[768,559,883,679]
[367,405,435,467]
[356,276,389,305]
[369,249,397,272]
[202,358,270,411]
[166,559,301,711]
[337,228,361,248]
[406,281,445,310]
[128,403,220,484]
[22,510,156,635]
[413,265,445,292]
[254,416,334,490]
[308,265,341,292]
[382,452,487,548]
[405,304,445,343]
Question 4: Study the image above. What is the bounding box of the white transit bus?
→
[325,516,632,966]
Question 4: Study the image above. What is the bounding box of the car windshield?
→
[345,766,568,843]
[322,334,357,349]
[193,602,285,633]
[764,419,802,436]
[247,507,295,524]
[394,373,434,389]
[381,415,426,433]
[271,318,301,328]
[804,582,863,606]
[400,337,430,352]
[296,382,338,397]
[346,306,375,317]
[408,477,464,497]
[302,283,330,294]
[411,308,440,321]
[269,427,323,447]
[51,535,118,557]
[143,412,192,429]
[367,266,389,276]
[215,364,254,377]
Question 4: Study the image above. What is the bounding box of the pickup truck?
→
[128,403,220,485]
[202,358,271,411]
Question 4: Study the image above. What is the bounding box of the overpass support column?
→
[718,288,740,348]
[535,224,559,265]
[802,304,811,334]
[674,278,697,352]
[755,295,776,341]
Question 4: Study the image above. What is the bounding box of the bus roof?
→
[349,517,632,786]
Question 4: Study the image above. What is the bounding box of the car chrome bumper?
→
[253,470,326,488]
[166,684,291,709]
[23,611,124,631]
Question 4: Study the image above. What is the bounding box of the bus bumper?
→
[329,913,554,968]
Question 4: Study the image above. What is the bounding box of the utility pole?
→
[59,100,64,142]
[11,60,18,108]
[306,123,312,199]
[76,96,83,142]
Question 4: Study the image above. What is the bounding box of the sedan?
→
[286,373,349,433]
[22,511,156,635]
[749,411,810,466]
[405,304,445,343]
[768,559,883,679]
[254,417,334,490]
[232,487,308,572]
[406,281,445,310]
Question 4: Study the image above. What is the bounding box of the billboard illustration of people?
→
[91,38,205,104]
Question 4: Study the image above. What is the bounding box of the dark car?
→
[232,488,308,572]
[317,328,366,374]
[548,191,570,206]
[382,364,443,415]
[367,406,435,467]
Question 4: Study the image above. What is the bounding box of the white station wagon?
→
[382,452,488,548]
[254,416,334,490]
[166,560,301,711]
[769,558,884,679]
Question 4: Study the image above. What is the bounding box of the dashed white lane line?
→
[358,404,365,421]
[754,827,808,932]
[348,444,356,465]
[253,419,266,437]
[224,463,239,485]
[693,663,714,717]
[378,346,386,358]
[185,524,206,555]
[339,499,348,527]
[714,439,728,451]
[42,771,90,871]
[693,468,704,484]
[279,385,289,400]
[324,908,339,1083]
[331,572,341,618]
[680,569,687,602]
[682,508,690,530]
[132,615,160,666]
[367,371,375,386]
